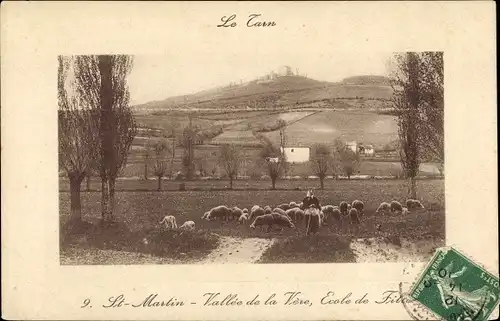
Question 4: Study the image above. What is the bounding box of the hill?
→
[341,75,391,86]
[133,74,393,112]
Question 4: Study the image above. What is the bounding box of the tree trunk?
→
[98,56,115,223]
[229,176,233,189]
[69,175,84,222]
[158,176,162,191]
[86,174,91,191]
[101,176,109,220]
[271,178,276,190]
[144,163,148,180]
[107,177,116,221]
[408,176,417,199]
[320,177,324,190]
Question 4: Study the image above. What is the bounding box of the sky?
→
[127,52,393,106]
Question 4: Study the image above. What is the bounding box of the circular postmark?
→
[399,246,499,321]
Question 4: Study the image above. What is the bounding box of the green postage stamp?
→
[410,247,500,321]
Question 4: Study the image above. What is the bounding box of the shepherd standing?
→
[303,189,321,235]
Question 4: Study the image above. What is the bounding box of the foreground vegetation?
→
[61,219,220,265]
[60,179,445,264]
[259,234,357,263]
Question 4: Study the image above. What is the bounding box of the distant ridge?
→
[341,75,391,86]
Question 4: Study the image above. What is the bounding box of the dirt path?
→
[349,237,444,263]
[199,236,276,264]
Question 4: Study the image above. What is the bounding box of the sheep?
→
[230,206,245,220]
[331,206,341,221]
[321,204,332,216]
[273,207,287,215]
[264,205,272,214]
[351,200,364,215]
[285,208,305,222]
[180,220,195,230]
[242,208,249,214]
[349,208,360,225]
[250,213,295,232]
[339,201,349,215]
[299,202,304,210]
[249,205,261,219]
[319,211,325,225]
[201,211,210,220]
[390,200,403,213]
[376,202,391,215]
[238,213,249,224]
[249,206,265,221]
[406,199,425,211]
[402,207,410,215]
[159,215,178,229]
[304,207,321,235]
[321,205,338,222]
[206,205,232,221]
[289,201,299,208]
[277,203,291,211]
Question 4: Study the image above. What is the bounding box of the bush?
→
[259,234,356,263]
[142,229,220,259]
[60,220,220,261]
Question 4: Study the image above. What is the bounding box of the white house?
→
[346,141,357,153]
[281,147,310,163]
[360,144,375,156]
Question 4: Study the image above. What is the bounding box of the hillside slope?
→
[134,75,393,111]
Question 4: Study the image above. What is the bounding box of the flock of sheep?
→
[157,198,425,235]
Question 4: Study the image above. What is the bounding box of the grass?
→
[60,219,220,264]
[262,109,399,149]
[60,179,444,240]
[259,234,356,263]
[134,75,393,111]
[61,176,444,194]
[60,179,445,264]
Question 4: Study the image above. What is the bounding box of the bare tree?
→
[74,55,137,221]
[167,128,177,179]
[182,114,196,180]
[417,52,444,168]
[142,132,153,180]
[342,150,360,179]
[152,138,175,191]
[332,139,360,180]
[278,119,290,176]
[219,144,241,189]
[391,52,421,198]
[58,56,99,222]
[310,144,333,190]
[260,142,285,189]
[331,139,344,179]
[84,165,98,191]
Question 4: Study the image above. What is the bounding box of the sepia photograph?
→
[3,2,496,320]
[58,52,445,265]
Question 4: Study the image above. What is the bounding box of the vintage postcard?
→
[1,1,497,320]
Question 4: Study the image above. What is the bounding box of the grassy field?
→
[263,110,398,149]
[60,179,445,264]
[60,176,444,193]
